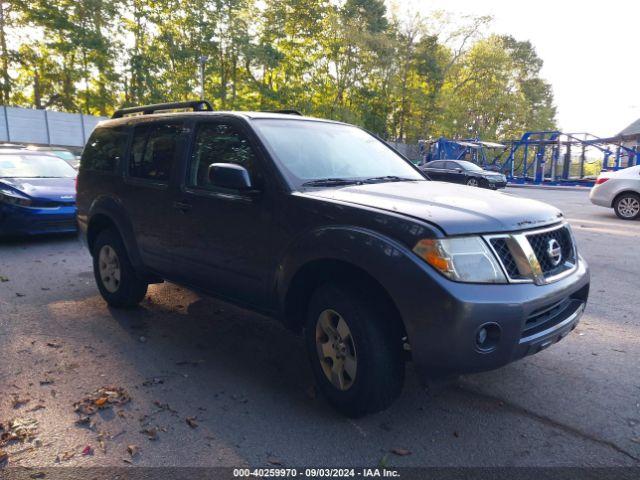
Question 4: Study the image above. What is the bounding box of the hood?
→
[301,181,563,235]
[0,177,76,203]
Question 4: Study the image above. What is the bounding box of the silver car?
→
[589,165,640,220]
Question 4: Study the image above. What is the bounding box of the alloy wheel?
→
[617,197,640,218]
[467,178,479,187]
[315,309,357,391]
[98,245,121,293]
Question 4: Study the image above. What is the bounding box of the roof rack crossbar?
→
[111,100,213,119]
[263,109,303,116]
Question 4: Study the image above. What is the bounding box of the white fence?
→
[0,106,108,148]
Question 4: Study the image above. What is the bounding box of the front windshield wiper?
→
[301,178,363,187]
[363,175,422,183]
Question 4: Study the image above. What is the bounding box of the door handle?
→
[173,201,192,213]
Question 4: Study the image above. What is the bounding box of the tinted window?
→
[457,160,484,172]
[188,122,258,190]
[129,124,182,182]
[427,161,443,169]
[445,161,460,170]
[82,127,128,172]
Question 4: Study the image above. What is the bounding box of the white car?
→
[589,165,640,220]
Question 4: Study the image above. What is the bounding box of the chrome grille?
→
[485,223,577,285]
[489,238,522,279]
[526,226,575,276]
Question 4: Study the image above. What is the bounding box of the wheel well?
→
[87,214,117,254]
[613,190,640,207]
[283,259,406,338]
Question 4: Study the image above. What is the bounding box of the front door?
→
[169,119,276,306]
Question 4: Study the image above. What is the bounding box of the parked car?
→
[27,146,81,169]
[77,101,590,417]
[420,159,507,189]
[589,165,640,220]
[0,147,77,235]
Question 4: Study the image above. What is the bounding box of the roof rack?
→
[111,100,213,119]
[263,109,303,116]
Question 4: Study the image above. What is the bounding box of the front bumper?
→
[0,204,77,235]
[398,255,590,376]
[486,178,507,189]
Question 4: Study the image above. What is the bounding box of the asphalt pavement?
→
[0,187,639,468]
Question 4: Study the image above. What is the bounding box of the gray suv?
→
[77,101,590,417]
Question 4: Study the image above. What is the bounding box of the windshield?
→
[0,154,77,178]
[457,160,484,172]
[252,119,424,188]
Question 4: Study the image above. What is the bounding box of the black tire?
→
[466,177,480,187]
[304,283,405,417]
[92,228,148,308]
[613,193,640,220]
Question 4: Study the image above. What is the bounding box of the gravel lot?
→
[0,187,639,468]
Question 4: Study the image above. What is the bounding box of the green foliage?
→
[1,0,556,142]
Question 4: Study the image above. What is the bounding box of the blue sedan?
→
[0,148,77,236]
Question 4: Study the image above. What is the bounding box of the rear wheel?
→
[93,229,148,307]
[466,177,480,187]
[613,193,640,220]
[305,283,404,417]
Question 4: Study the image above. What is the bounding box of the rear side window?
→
[428,161,443,168]
[129,124,182,182]
[82,127,128,172]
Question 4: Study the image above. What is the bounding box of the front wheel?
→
[93,229,148,308]
[614,193,640,220]
[305,283,405,417]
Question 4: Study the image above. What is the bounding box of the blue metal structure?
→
[419,132,639,186]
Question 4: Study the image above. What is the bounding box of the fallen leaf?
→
[453,431,460,438]
[127,445,139,457]
[267,457,283,465]
[15,293,25,297]
[186,417,198,428]
[73,386,131,416]
[140,427,158,441]
[11,394,30,409]
[390,447,412,456]
[39,379,54,386]
[29,472,46,479]
[0,275,9,282]
[27,404,46,412]
[0,450,7,465]
[46,342,61,349]
[81,445,93,456]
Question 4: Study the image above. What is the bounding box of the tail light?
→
[595,177,609,185]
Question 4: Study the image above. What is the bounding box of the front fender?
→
[274,225,440,349]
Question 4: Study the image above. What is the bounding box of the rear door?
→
[122,122,188,273]
[168,117,276,306]
[424,161,445,180]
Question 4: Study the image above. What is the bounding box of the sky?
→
[402,0,640,137]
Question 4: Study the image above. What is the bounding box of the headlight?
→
[0,190,32,207]
[413,236,507,283]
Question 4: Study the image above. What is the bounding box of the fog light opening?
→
[476,323,501,352]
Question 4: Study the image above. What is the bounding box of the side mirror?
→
[456,168,463,173]
[208,163,253,190]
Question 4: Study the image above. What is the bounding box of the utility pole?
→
[199,55,208,100]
